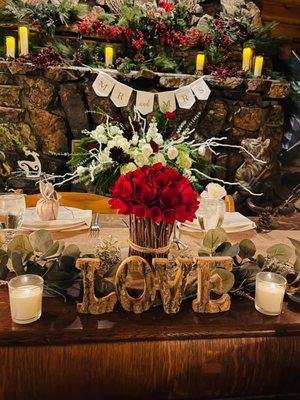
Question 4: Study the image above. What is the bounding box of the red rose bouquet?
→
[109,163,199,262]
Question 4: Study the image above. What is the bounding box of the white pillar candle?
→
[18,26,29,56]
[255,273,286,316]
[8,275,43,324]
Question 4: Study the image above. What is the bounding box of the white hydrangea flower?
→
[97,153,111,164]
[176,152,192,169]
[131,134,139,146]
[109,125,123,136]
[120,162,137,174]
[142,143,153,158]
[76,166,86,176]
[134,152,150,167]
[201,183,227,199]
[152,153,166,165]
[90,125,107,144]
[107,136,130,152]
[167,146,178,160]
[198,145,206,157]
[146,122,158,141]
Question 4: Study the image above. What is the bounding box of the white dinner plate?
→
[180,212,256,233]
[22,207,92,232]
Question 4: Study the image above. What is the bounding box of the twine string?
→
[128,239,170,255]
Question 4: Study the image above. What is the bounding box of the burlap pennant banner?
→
[93,71,211,114]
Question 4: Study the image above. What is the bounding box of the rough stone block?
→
[206,77,243,90]
[7,62,37,75]
[0,123,37,151]
[0,85,21,107]
[267,82,290,99]
[0,106,25,123]
[85,83,119,126]
[0,62,9,73]
[0,73,14,85]
[159,76,196,89]
[44,67,85,82]
[233,106,262,131]
[16,76,56,110]
[199,99,228,136]
[266,105,284,127]
[29,109,68,153]
[59,84,89,137]
[246,79,271,93]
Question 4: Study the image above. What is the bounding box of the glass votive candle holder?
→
[255,272,287,316]
[197,198,226,232]
[8,274,44,324]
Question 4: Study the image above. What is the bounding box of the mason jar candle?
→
[8,275,43,324]
[255,272,286,316]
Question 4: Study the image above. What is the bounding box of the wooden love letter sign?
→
[115,256,156,314]
[153,258,192,314]
[76,258,117,314]
[192,256,233,313]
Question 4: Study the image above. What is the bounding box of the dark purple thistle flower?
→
[109,147,127,163]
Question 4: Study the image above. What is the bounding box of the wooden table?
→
[1,215,300,400]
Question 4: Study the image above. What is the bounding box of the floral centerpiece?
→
[109,162,199,263]
[69,111,214,195]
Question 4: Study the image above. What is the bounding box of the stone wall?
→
[0,61,289,190]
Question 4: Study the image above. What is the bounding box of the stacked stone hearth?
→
[0,61,289,194]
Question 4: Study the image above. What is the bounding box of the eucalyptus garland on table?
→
[0,230,82,299]
[196,228,300,300]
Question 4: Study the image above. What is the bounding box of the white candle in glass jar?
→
[9,275,43,324]
[255,272,286,316]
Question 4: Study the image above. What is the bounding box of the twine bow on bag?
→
[36,181,60,221]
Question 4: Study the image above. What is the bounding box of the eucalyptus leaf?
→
[0,249,9,280]
[11,251,25,275]
[211,268,235,294]
[29,230,53,253]
[60,244,80,272]
[218,242,240,257]
[267,244,293,262]
[7,235,33,256]
[238,262,260,280]
[239,239,256,259]
[46,270,72,281]
[41,241,65,260]
[294,256,300,273]
[289,237,300,256]
[26,261,44,275]
[256,254,265,268]
[198,249,211,257]
[203,228,227,251]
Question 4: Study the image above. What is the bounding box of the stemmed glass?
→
[197,198,226,232]
[0,193,26,246]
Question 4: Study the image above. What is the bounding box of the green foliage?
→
[153,55,178,72]
[3,230,82,299]
[197,230,300,300]
[5,0,88,36]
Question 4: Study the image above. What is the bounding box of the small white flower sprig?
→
[50,110,265,196]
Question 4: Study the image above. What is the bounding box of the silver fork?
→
[89,213,101,238]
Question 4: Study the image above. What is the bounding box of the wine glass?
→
[197,198,225,232]
[0,193,26,245]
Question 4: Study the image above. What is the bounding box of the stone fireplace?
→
[0,60,289,197]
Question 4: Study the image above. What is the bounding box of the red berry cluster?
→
[15,48,64,68]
